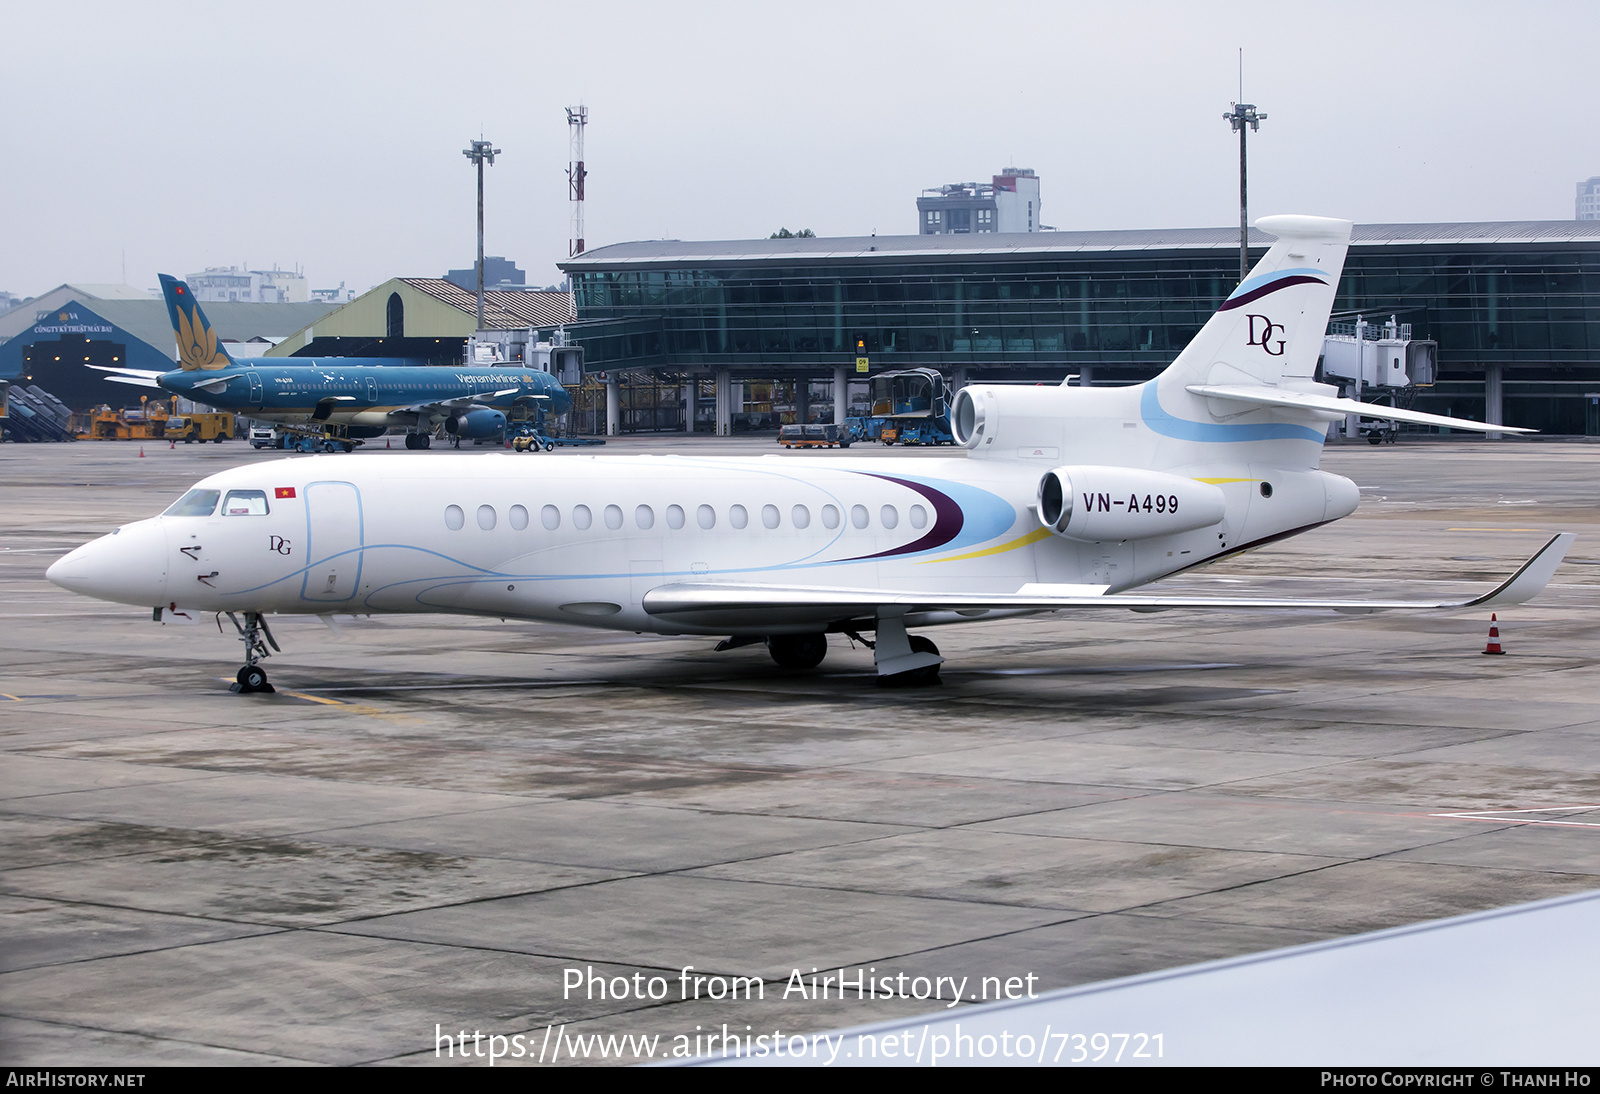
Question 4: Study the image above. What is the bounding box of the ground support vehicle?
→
[508,422,606,452]
[779,423,852,448]
[165,413,234,444]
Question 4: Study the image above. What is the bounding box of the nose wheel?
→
[226,611,278,693]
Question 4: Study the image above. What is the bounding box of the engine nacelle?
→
[445,408,506,439]
[1037,465,1227,542]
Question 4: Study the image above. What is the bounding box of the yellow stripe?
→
[920,525,1054,564]
[1193,477,1254,484]
[280,690,348,706]
[0,693,20,702]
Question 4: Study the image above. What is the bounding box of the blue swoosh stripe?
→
[1225,267,1328,301]
[1141,383,1328,444]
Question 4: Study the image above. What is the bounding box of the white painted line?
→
[1430,804,1600,829]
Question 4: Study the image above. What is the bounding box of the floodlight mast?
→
[567,105,588,257]
[462,138,501,328]
[1223,102,1265,283]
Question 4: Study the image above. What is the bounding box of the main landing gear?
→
[870,617,942,687]
[757,620,943,686]
[226,611,279,693]
[767,633,828,670]
[403,431,432,450]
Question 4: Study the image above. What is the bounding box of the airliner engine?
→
[445,408,507,440]
[1036,466,1226,542]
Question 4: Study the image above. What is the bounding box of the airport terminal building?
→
[560,221,1600,436]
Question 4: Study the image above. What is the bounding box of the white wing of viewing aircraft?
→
[47,215,1572,692]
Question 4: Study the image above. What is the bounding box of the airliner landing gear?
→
[404,432,432,450]
[767,633,827,669]
[226,611,278,693]
[873,617,942,687]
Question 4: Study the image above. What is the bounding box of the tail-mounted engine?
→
[1037,466,1226,542]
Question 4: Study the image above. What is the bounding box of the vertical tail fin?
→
[1139,216,1351,465]
[157,274,236,371]
[1156,215,1351,393]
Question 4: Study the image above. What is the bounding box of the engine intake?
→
[445,408,507,439]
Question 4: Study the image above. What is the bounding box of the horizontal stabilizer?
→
[1186,384,1534,435]
[642,535,1573,628]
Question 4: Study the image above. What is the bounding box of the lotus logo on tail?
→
[175,304,225,371]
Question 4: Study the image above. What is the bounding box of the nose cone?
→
[48,519,169,607]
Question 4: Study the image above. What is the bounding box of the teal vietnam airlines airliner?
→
[52,217,1571,691]
[93,275,572,448]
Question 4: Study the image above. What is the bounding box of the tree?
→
[769,228,816,239]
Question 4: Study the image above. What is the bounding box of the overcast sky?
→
[3,0,1596,297]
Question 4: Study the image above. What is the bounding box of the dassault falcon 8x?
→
[93,275,572,448]
[49,216,1571,691]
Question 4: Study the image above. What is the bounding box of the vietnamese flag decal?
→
[275,487,296,499]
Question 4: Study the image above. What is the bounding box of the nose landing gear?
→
[226,611,279,693]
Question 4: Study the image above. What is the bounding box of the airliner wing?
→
[87,364,167,380]
[643,534,1573,630]
[1186,384,1535,435]
[399,388,521,414]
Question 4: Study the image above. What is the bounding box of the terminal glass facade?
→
[566,235,1600,434]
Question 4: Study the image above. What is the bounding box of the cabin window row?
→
[442,502,929,533]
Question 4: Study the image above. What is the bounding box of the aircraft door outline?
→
[301,481,364,602]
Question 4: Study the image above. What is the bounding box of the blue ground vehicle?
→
[867,367,955,446]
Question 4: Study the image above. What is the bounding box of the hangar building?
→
[0,286,334,413]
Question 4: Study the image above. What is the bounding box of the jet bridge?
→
[1320,316,1438,442]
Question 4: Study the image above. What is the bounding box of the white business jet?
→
[47,216,1571,692]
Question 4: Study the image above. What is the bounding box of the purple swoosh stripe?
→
[842,474,965,561]
[1217,275,1326,311]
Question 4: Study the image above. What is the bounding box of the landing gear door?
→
[301,481,363,602]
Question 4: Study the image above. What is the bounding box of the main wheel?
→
[419,434,432,450]
[880,635,941,687]
[236,664,270,692]
[767,633,827,669]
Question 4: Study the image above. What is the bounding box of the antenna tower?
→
[567,105,588,257]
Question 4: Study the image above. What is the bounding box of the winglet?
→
[1466,533,1574,608]
[157,274,235,372]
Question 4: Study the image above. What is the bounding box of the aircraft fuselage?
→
[156,359,572,426]
[48,446,1358,637]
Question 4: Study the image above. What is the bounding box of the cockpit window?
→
[222,490,270,516]
[163,488,220,517]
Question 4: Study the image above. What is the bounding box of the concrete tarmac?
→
[2,434,1598,1065]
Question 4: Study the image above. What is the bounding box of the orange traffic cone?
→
[169,439,176,449]
[386,438,391,449]
[138,446,144,458]
[1482,613,1505,655]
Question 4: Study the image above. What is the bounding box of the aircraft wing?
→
[1186,384,1535,434]
[642,533,1573,630]
[88,364,167,380]
[104,374,163,389]
[400,388,521,415]
[89,364,166,389]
